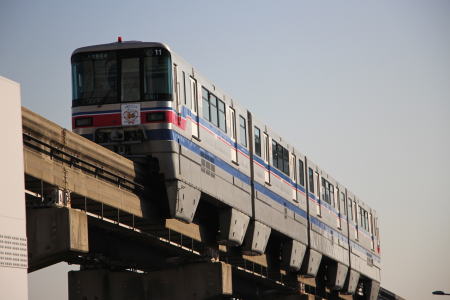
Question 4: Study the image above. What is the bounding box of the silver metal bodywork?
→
[71,41,381,294]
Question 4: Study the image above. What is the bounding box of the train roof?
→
[72,41,170,56]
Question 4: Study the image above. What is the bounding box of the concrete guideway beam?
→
[27,207,88,272]
[69,262,232,300]
[22,106,140,181]
[23,147,144,218]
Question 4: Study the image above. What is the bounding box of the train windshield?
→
[72,48,172,106]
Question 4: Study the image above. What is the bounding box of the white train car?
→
[71,39,381,299]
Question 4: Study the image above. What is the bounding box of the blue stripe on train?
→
[145,129,251,186]
[79,124,379,262]
[145,128,379,261]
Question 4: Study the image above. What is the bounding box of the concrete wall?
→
[0,77,28,299]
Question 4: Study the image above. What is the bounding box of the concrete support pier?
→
[147,262,232,299]
[69,262,232,300]
[27,207,88,271]
[69,269,146,300]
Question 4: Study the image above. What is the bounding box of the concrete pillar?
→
[262,294,316,300]
[0,77,28,300]
[70,262,232,300]
[146,262,232,299]
[27,207,88,271]
[69,269,146,300]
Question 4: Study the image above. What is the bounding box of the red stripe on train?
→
[72,110,187,130]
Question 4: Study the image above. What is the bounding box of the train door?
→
[338,186,347,230]
[369,212,374,250]
[374,215,380,254]
[291,153,297,201]
[316,171,321,216]
[190,77,199,138]
[353,200,359,240]
[263,132,270,183]
[173,64,180,114]
[298,157,306,205]
[336,187,342,228]
[230,107,238,163]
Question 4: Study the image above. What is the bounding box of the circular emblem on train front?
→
[121,103,141,126]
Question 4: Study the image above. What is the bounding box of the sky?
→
[1,1,449,299]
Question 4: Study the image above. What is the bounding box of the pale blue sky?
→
[1,1,449,299]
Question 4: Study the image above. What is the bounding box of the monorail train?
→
[71,39,381,299]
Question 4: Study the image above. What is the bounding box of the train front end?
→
[71,40,174,156]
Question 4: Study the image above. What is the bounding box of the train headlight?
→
[75,117,93,127]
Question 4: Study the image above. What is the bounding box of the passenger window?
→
[340,192,346,216]
[357,205,363,228]
[201,87,226,132]
[121,57,140,102]
[330,184,335,207]
[202,87,210,121]
[298,159,305,186]
[321,178,327,202]
[239,115,247,147]
[365,211,369,231]
[182,71,187,105]
[218,100,226,132]
[308,168,314,194]
[320,178,334,205]
[283,148,289,176]
[348,198,353,221]
[210,94,218,126]
[254,126,261,157]
[272,140,289,175]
